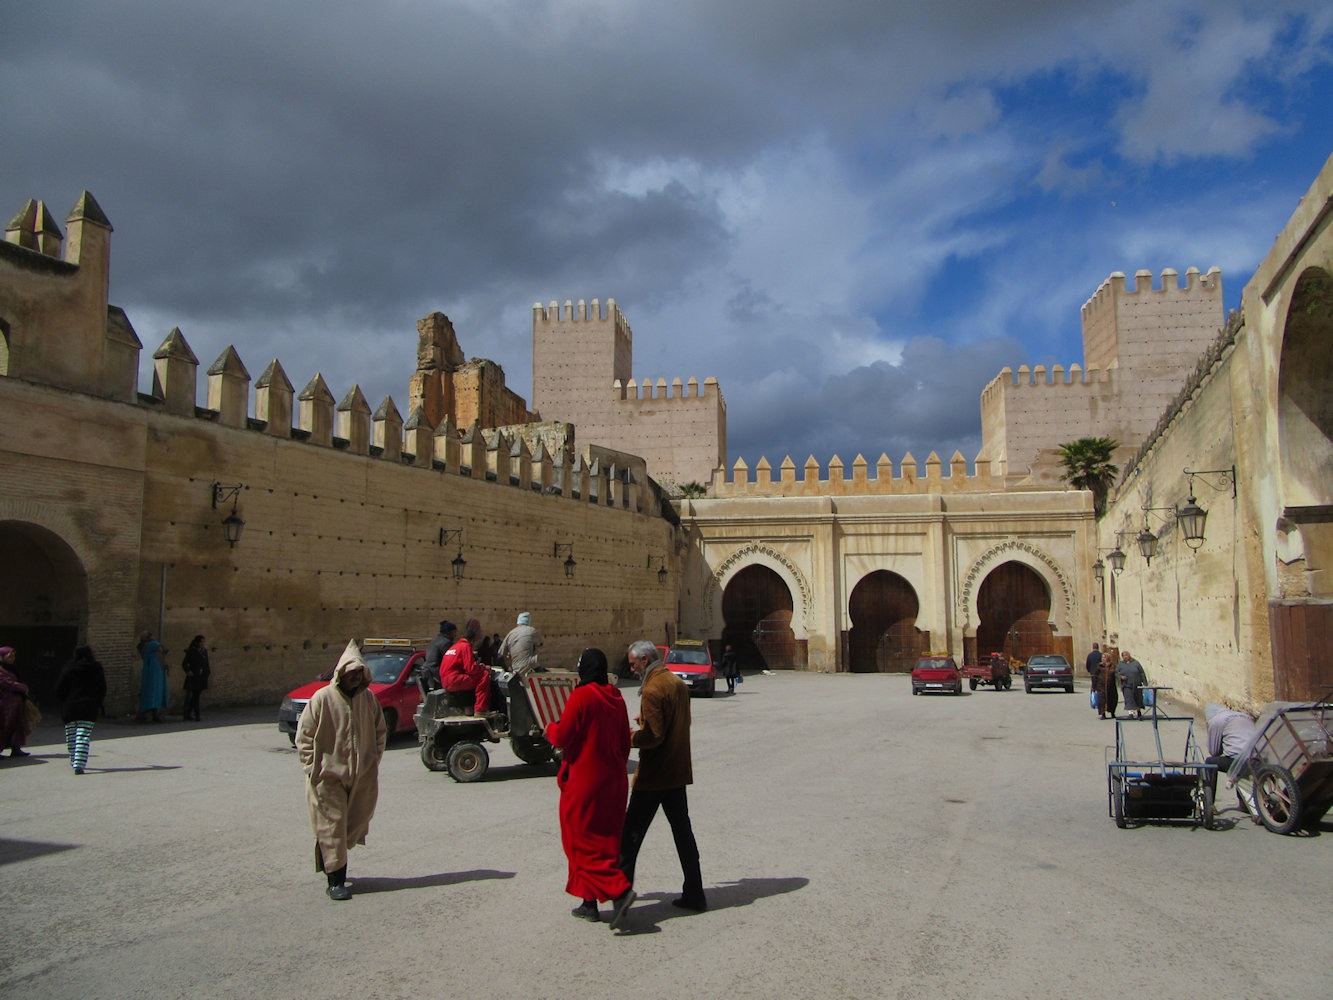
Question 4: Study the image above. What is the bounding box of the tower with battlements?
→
[531,298,726,489]
[978,266,1223,483]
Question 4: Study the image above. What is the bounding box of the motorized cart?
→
[961,652,1013,691]
[1225,692,1333,834]
[415,669,577,782]
[1106,686,1216,829]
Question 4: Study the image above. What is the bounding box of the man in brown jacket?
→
[617,639,706,912]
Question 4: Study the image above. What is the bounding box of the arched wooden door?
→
[847,571,927,673]
[976,562,1054,664]
[721,564,803,669]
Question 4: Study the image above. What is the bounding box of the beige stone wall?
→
[678,489,1096,672]
[716,449,1005,496]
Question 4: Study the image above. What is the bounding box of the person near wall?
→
[498,612,544,675]
[440,618,498,717]
[181,635,211,722]
[1204,702,1258,800]
[1094,653,1119,720]
[421,620,457,693]
[0,646,32,758]
[136,631,168,723]
[618,639,707,914]
[55,645,107,774]
[1116,651,1148,719]
[1084,643,1102,682]
[543,647,636,928]
[721,644,741,695]
[296,640,387,901]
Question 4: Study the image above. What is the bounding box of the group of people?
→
[135,632,211,723]
[1085,642,1149,719]
[1,642,108,773]
[298,622,704,932]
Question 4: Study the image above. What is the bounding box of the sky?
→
[3,1,1331,475]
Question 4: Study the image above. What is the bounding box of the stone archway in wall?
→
[1271,265,1333,698]
[846,570,928,673]
[959,541,1073,665]
[0,520,88,706]
[706,544,810,670]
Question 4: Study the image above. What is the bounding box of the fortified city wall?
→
[978,267,1223,482]
[531,299,726,490]
[0,194,678,713]
[712,450,1006,496]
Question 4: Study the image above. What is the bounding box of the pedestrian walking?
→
[0,646,32,758]
[721,643,741,695]
[55,645,107,774]
[296,640,387,901]
[1094,653,1118,720]
[618,639,706,915]
[543,648,635,928]
[136,631,168,722]
[1116,651,1148,719]
[181,635,210,721]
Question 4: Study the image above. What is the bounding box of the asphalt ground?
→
[2,672,1329,1000]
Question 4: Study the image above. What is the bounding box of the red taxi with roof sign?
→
[277,638,426,744]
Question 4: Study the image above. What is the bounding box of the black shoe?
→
[9,748,30,758]
[671,894,707,912]
[571,901,600,921]
[609,888,636,930]
[326,883,352,901]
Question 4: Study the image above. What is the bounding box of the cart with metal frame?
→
[1106,686,1217,829]
[1225,692,1333,834]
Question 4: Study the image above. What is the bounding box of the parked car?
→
[278,639,425,744]
[664,639,716,697]
[1023,653,1075,693]
[911,654,963,695]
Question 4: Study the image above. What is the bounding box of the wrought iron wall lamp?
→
[211,482,245,547]
[553,542,576,578]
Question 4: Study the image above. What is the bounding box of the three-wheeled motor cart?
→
[1225,692,1333,834]
[961,652,1013,691]
[1106,686,1217,829]
[415,669,577,782]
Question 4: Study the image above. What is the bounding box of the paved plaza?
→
[2,672,1328,999]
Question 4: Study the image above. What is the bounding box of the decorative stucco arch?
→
[957,540,1075,635]
[702,542,812,639]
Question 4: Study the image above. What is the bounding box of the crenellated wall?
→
[532,298,726,488]
[713,450,1007,497]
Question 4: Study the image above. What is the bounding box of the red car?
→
[665,639,717,697]
[278,639,425,744]
[911,654,963,695]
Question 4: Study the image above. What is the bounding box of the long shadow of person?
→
[349,869,515,893]
[615,876,809,935]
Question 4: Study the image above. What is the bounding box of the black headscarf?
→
[576,648,609,687]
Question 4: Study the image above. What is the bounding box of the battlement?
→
[713,450,1004,497]
[1081,266,1221,323]
[533,297,633,338]
[979,363,1116,408]
[613,376,724,404]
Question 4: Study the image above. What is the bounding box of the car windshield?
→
[364,652,412,683]
[667,649,710,666]
[1027,655,1070,668]
[915,659,953,670]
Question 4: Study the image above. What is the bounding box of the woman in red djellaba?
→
[544,648,636,928]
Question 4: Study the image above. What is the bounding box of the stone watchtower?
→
[531,298,726,488]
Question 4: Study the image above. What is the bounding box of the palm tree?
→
[1057,437,1119,515]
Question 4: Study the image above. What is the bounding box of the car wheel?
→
[1064,684,1074,694]
[419,736,449,772]
[1025,682,1033,694]
[447,741,490,783]
[287,732,296,747]
[382,708,397,734]
[705,677,716,698]
[912,686,920,696]
[968,678,978,691]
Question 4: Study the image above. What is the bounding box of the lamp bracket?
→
[1183,465,1236,500]
[212,482,243,510]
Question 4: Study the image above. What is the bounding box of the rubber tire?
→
[1199,783,1216,830]
[969,678,979,691]
[1253,763,1302,834]
[511,737,553,765]
[288,732,296,747]
[447,741,490,783]
[1064,685,1074,694]
[420,736,449,772]
[912,686,920,696]
[1112,776,1127,829]
[382,708,397,735]
[1025,682,1033,694]
[1003,677,1012,691]
[705,677,715,698]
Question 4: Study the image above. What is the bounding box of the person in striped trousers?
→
[56,646,106,775]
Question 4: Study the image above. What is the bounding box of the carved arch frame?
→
[957,540,1075,635]
[702,543,812,639]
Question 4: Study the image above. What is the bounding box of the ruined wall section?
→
[531,299,725,488]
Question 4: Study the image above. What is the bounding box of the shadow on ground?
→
[351,869,516,893]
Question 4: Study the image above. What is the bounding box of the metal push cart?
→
[1106,686,1217,829]
[1226,692,1333,834]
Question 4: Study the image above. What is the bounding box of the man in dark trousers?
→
[617,639,706,913]
[421,621,457,692]
[1084,642,1102,711]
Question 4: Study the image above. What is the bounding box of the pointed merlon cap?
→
[153,327,198,363]
[35,201,63,239]
[337,385,371,414]
[7,199,37,233]
[256,359,293,392]
[373,396,401,422]
[298,372,335,403]
[207,345,251,379]
[403,405,434,432]
[67,191,112,230]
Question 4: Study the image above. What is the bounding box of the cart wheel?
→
[969,678,979,690]
[1199,783,1216,830]
[447,741,489,782]
[1253,763,1302,834]
[1002,677,1012,691]
[511,736,553,765]
[1111,776,1128,829]
[420,736,450,772]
